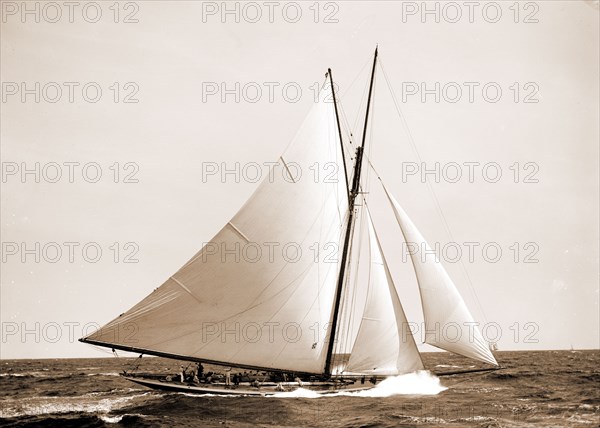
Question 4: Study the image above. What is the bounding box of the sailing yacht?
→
[80,48,499,395]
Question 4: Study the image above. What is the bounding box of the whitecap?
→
[0,392,153,418]
[99,415,123,423]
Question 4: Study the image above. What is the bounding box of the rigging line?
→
[340,74,377,357]
[326,46,378,376]
[337,103,356,177]
[175,81,327,274]
[367,162,430,349]
[336,76,358,148]
[235,183,344,311]
[340,221,358,357]
[223,202,343,316]
[328,68,350,202]
[362,197,426,371]
[335,100,353,151]
[337,91,357,145]
[343,192,374,361]
[336,101,362,172]
[241,185,344,309]
[338,221,356,359]
[229,214,347,365]
[342,193,366,358]
[338,161,370,360]
[343,83,376,355]
[377,57,489,325]
[327,103,345,225]
[340,54,371,99]
[365,71,376,191]
[346,199,373,368]
[352,75,371,142]
[227,262,317,365]
[365,155,429,317]
[335,220,358,372]
[314,203,344,356]
[178,82,333,275]
[345,103,377,358]
[223,180,343,316]
[341,72,377,360]
[253,194,349,367]
[145,194,343,352]
[337,111,355,162]
[185,259,318,359]
[90,344,115,355]
[180,81,332,271]
[268,260,342,369]
[337,216,356,352]
[336,65,370,159]
[335,131,373,365]
[338,101,353,143]
[330,203,360,371]
[332,94,366,188]
[105,290,180,327]
[180,192,348,356]
[442,368,502,386]
[338,74,369,157]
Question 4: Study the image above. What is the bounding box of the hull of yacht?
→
[124,375,372,396]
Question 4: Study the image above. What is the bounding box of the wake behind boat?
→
[80,47,499,396]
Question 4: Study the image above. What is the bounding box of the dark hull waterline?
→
[124,375,373,396]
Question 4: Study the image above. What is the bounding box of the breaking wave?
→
[0,393,153,418]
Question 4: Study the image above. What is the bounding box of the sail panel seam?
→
[169,276,201,303]
[227,222,250,243]
[279,156,296,183]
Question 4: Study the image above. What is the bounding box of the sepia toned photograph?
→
[1,1,598,426]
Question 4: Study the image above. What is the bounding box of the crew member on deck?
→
[225,369,231,387]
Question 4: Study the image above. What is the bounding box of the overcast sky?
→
[1,1,598,359]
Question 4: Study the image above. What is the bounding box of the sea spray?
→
[273,388,322,398]
[273,371,446,398]
[340,371,447,397]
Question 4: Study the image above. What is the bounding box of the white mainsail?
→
[346,208,424,375]
[83,86,349,374]
[382,184,498,366]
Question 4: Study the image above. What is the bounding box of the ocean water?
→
[0,351,598,427]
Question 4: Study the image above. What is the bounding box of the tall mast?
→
[328,68,350,202]
[324,46,378,376]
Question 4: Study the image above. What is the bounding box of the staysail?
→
[382,185,498,366]
[346,208,424,375]
[82,86,349,374]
